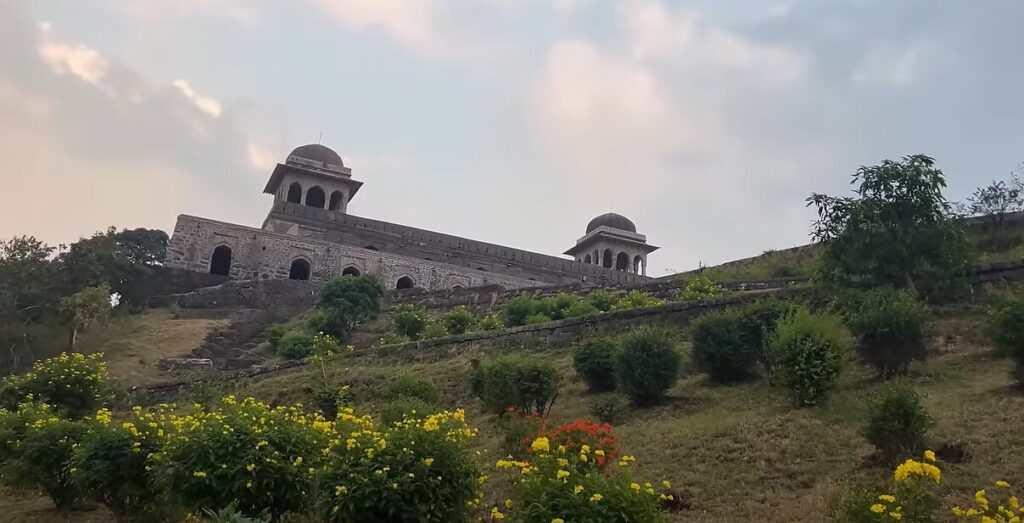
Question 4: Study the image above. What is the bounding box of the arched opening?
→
[341,266,361,277]
[396,276,415,289]
[328,191,344,211]
[288,258,311,280]
[452,284,463,289]
[365,245,379,251]
[209,245,232,276]
[616,252,630,271]
[305,186,325,209]
[286,182,302,204]
[633,255,643,274]
[584,253,592,264]
[594,250,600,264]
[602,249,613,268]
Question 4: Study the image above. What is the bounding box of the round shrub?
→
[6,415,88,509]
[276,330,314,360]
[392,305,429,340]
[616,327,681,406]
[0,352,109,418]
[864,384,933,462]
[986,293,1024,386]
[573,336,619,391]
[690,309,756,383]
[473,354,562,415]
[378,395,438,425]
[768,310,847,407]
[151,396,331,519]
[386,374,440,404]
[442,305,475,335]
[563,300,599,318]
[502,294,540,326]
[476,313,505,331]
[314,410,479,523]
[419,319,449,340]
[736,298,805,374]
[316,275,385,340]
[845,288,930,379]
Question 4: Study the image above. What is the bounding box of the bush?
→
[5,415,88,509]
[70,407,169,518]
[473,354,562,415]
[151,396,331,519]
[845,288,930,379]
[540,292,585,320]
[496,410,546,459]
[986,293,1024,385]
[835,452,943,523]
[588,289,620,312]
[316,275,385,340]
[0,352,109,418]
[263,324,289,349]
[443,306,475,335]
[676,275,722,301]
[276,330,314,360]
[314,410,479,523]
[0,401,55,464]
[563,300,600,318]
[768,310,847,407]
[503,294,540,326]
[379,396,438,425]
[385,375,440,404]
[392,305,429,339]
[863,385,933,462]
[573,336,619,391]
[611,290,667,311]
[476,313,505,331]
[526,419,620,469]
[690,310,757,383]
[419,319,450,340]
[616,327,681,405]
[589,395,622,424]
[736,298,805,375]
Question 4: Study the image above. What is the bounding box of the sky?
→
[0,0,1021,276]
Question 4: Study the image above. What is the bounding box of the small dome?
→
[586,212,636,233]
[287,144,344,168]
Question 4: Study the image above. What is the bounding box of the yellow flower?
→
[631,482,641,490]
[192,471,207,478]
[923,450,936,462]
[879,495,896,503]
[556,469,570,480]
[531,437,550,453]
[504,499,513,508]
[424,458,434,466]
[595,449,605,457]
[573,485,584,494]
[246,463,255,472]
[871,504,885,514]
[552,519,565,523]
[997,480,1012,489]
[662,480,672,489]
[579,454,588,463]
[590,493,603,502]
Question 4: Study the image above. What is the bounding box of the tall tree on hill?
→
[0,237,62,365]
[55,227,167,306]
[60,285,113,350]
[807,154,971,300]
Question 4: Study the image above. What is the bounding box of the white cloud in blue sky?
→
[1,0,1021,275]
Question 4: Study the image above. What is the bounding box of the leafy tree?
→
[807,154,971,300]
[55,227,168,303]
[314,275,385,340]
[963,177,1024,232]
[60,285,112,350]
[0,237,60,369]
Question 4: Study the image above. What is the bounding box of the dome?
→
[586,212,636,233]
[287,144,344,168]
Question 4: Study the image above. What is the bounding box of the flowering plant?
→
[526,419,619,469]
[0,352,109,418]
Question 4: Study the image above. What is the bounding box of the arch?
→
[602,249,614,268]
[341,265,361,277]
[594,250,600,265]
[286,182,302,204]
[209,245,232,276]
[583,253,592,264]
[452,284,463,289]
[328,191,344,211]
[616,252,630,271]
[364,245,379,251]
[288,258,311,280]
[396,276,415,289]
[633,255,643,274]
[305,186,326,209]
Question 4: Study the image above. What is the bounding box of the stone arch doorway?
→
[633,255,643,274]
[287,182,302,203]
[341,265,361,277]
[288,258,311,280]
[305,186,325,208]
[396,276,415,289]
[583,253,592,264]
[615,252,630,271]
[328,191,344,211]
[602,249,613,268]
[209,245,232,276]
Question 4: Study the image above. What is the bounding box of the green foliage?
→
[443,305,476,335]
[610,290,667,311]
[314,412,479,523]
[263,324,289,349]
[5,415,88,509]
[524,313,553,325]
[201,503,268,523]
[473,354,562,415]
[563,300,600,318]
[276,331,314,360]
[573,336,619,391]
[0,402,55,464]
[476,313,505,331]
[55,227,168,307]
[378,332,412,346]
[540,292,586,320]
[419,319,450,340]
[808,154,971,301]
[316,275,385,340]
[588,289,619,312]
[496,410,546,459]
[60,285,112,349]
[0,237,61,370]
[152,396,330,519]
[589,395,622,424]
[0,352,109,418]
[986,292,1024,366]
[768,310,847,407]
[962,177,1024,232]
[386,375,440,404]
[392,305,430,340]
[736,298,806,375]
[690,309,757,383]
[845,288,930,379]
[378,395,438,425]
[864,385,934,462]
[503,294,539,327]
[676,275,722,301]
[616,327,680,405]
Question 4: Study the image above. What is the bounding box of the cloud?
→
[38,25,110,86]
[172,79,223,118]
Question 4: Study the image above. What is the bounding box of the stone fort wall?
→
[165,215,543,291]
[262,201,649,286]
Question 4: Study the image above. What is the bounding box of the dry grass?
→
[75,309,228,387]
[0,489,112,522]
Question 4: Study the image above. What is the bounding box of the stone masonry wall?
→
[165,215,542,291]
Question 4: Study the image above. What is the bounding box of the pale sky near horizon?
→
[1,1,1021,276]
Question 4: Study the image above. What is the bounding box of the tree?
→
[314,275,385,340]
[55,227,167,306]
[0,237,60,368]
[807,154,971,300]
[963,177,1024,232]
[60,285,112,350]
